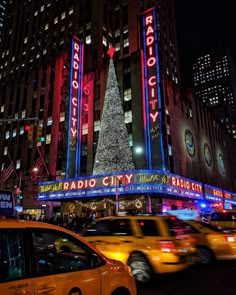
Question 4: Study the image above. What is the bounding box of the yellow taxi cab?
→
[208,210,236,230]
[80,215,196,283]
[183,220,236,264]
[0,218,137,295]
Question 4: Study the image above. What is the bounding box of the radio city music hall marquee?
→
[66,36,84,178]
[38,170,203,200]
[141,7,165,169]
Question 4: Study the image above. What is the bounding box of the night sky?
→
[174,0,236,87]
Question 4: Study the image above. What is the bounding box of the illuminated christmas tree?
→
[93,48,135,175]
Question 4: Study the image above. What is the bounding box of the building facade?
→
[0,0,236,218]
[192,45,236,139]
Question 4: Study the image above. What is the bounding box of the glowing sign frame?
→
[38,170,204,201]
[66,36,84,178]
[140,7,165,170]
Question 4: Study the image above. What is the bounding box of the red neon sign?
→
[145,14,158,123]
[171,176,202,192]
[63,174,134,191]
[70,40,80,138]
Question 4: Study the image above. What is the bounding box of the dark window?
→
[82,219,132,236]
[211,212,236,222]
[182,223,200,234]
[31,229,102,276]
[0,230,26,282]
[165,217,188,236]
[137,219,160,236]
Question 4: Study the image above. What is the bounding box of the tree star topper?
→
[107,47,115,58]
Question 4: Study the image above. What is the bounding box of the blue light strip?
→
[153,9,166,171]
[75,41,84,177]
[66,37,75,178]
[142,16,152,169]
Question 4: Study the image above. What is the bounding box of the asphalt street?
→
[137,261,236,295]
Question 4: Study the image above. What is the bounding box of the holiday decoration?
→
[93,49,135,175]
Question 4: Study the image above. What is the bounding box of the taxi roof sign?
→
[0,190,15,216]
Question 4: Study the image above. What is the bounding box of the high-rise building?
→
[192,45,236,138]
[0,0,235,216]
[0,0,7,44]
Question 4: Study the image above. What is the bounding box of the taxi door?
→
[0,279,34,295]
[32,268,102,295]
[96,218,135,264]
[0,229,35,295]
[29,227,102,295]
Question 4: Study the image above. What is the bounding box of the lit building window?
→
[124,88,132,101]
[45,23,49,30]
[16,159,21,170]
[12,129,17,137]
[102,36,107,46]
[24,37,28,44]
[82,123,88,135]
[69,7,73,15]
[128,133,133,146]
[3,147,7,156]
[123,38,129,48]
[168,144,172,156]
[47,116,53,126]
[86,35,91,44]
[60,11,65,19]
[5,130,10,140]
[60,112,65,122]
[20,126,24,135]
[34,10,38,16]
[54,17,58,24]
[45,133,51,144]
[40,5,44,12]
[125,110,132,123]
[94,120,101,132]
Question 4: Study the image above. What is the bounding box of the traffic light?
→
[36,126,44,142]
[26,125,34,141]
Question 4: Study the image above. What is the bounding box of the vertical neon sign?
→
[140,8,165,170]
[66,36,84,178]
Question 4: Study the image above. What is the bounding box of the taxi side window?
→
[83,220,132,236]
[137,219,160,236]
[211,213,221,221]
[31,229,98,276]
[111,219,132,236]
[0,230,26,282]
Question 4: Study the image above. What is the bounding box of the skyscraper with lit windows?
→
[192,45,236,139]
[0,0,235,215]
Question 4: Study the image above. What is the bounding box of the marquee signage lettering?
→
[141,8,165,170]
[38,170,205,201]
[66,36,84,178]
[171,176,202,192]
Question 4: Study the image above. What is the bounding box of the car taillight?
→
[224,236,236,243]
[160,241,176,253]
[189,237,197,244]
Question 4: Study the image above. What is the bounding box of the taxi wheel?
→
[128,254,152,283]
[197,247,214,264]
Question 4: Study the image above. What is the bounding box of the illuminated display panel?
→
[204,184,223,202]
[140,8,165,170]
[66,36,84,178]
[38,170,204,201]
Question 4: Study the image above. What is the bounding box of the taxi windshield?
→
[165,217,190,236]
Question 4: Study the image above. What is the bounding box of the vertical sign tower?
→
[66,36,84,178]
[140,7,165,171]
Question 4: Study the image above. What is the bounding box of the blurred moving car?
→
[184,220,236,264]
[80,215,196,283]
[208,211,236,230]
[0,219,137,295]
